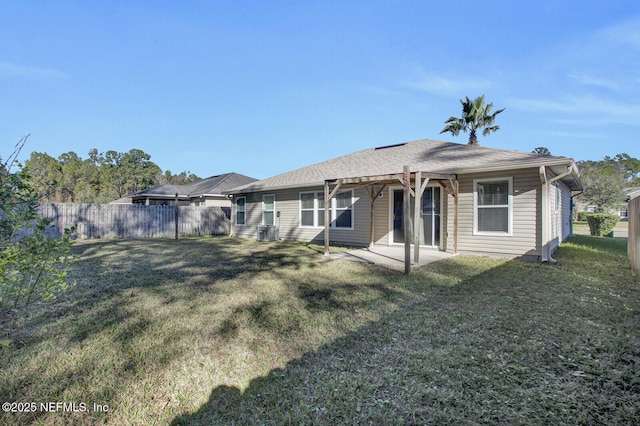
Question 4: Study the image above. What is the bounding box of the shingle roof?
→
[625,187,640,199]
[229,139,583,193]
[133,172,257,198]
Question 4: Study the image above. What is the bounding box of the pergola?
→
[324,165,458,275]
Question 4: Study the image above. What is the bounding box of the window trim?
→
[262,194,275,226]
[235,196,246,226]
[473,177,513,236]
[299,189,354,230]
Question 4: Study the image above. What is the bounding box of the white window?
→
[236,197,246,226]
[300,190,353,229]
[300,192,324,227]
[555,183,561,213]
[474,178,512,235]
[262,194,275,225]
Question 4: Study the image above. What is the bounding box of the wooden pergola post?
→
[453,179,459,253]
[174,192,179,241]
[413,171,421,266]
[413,173,431,266]
[324,180,330,255]
[324,179,342,256]
[403,166,411,275]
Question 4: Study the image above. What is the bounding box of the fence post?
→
[629,197,639,273]
[175,193,179,240]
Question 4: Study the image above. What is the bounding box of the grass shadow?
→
[172,237,640,425]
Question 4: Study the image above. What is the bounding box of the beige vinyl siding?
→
[560,181,572,241]
[550,182,561,253]
[372,191,390,245]
[446,168,541,258]
[232,187,372,246]
[200,197,232,208]
[549,180,572,253]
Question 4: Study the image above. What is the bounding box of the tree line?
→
[24,148,201,204]
[577,153,640,213]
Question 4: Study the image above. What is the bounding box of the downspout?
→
[540,165,575,263]
[226,194,233,236]
[539,166,549,262]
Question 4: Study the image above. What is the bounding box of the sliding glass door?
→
[392,187,441,247]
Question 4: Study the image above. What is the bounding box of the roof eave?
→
[453,158,577,175]
[228,159,582,194]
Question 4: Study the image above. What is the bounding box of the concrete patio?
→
[330,245,455,268]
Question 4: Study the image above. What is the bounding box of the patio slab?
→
[330,245,454,268]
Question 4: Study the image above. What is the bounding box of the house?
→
[619,187,640,221]
[576,186,640,221]
[124,172,257,208]
[226,139,584,262]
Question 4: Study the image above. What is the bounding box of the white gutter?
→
[539,164,575,263]
[455,158,579,176]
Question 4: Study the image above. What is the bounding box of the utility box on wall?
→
[257,225,279,242]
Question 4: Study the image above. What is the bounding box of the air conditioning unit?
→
[257,225,279,242]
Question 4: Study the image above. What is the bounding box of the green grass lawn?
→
[1,236,638,425]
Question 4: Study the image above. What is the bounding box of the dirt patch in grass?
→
[1,235,639,425]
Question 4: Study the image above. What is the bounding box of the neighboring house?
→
[619,187,640,221]
[226,139,584,262]
[109,196,133,204]
[122,173,257,208]
[577,187,640,220]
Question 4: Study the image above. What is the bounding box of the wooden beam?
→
[439,180,454,196]
[403,166,411,275]
[367,186,376,247]
[324,179,343,255]
[331,172,455,186]
[413,176,431,265]
[328,181,342,200]
[453,179,459,253]
[413,178,420,266]
[420,177,431,194]
[174,192,179,240]
[338,174,403,185]
[324,180,330,256]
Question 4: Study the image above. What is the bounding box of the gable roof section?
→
[229,139,583,193]
[625,187,640,200]
[133,172,257,199]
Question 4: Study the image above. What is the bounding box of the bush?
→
[585,213,619,237]
[1,136,74,346]
[577,211,594,222]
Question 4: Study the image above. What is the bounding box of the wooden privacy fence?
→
[38,203,231,239]
[629,197,640,273]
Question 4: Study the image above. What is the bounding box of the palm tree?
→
[532,147,551,156]
[440,95,505,146]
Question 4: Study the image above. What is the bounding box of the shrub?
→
[577,211,594,222]
[585,213,619,237]
[1,136,74,346]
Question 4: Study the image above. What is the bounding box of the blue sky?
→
[1,1,639,180]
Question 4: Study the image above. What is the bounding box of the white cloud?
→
[568,74,621,91]
[0,62,68,81]
[510,94,640,126]
[547,130,605,140]
[602,16,640,49]
[402,66,494,97]
[355,83,406,98]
